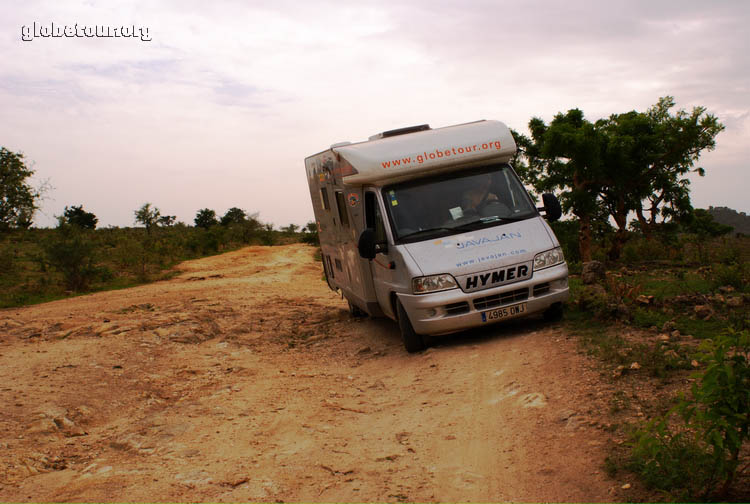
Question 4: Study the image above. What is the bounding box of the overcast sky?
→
[1,0,748,228]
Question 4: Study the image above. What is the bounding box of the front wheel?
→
[396,299,426,353]
[543,302,564,322]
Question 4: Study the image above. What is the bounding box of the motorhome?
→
[304,120,569,352]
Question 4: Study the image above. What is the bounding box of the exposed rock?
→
[558,409,577,422]
[670,330,681,339]
[657,334,670,342]
[582,261,606,285]
[629,362,641,370]
[718,285,736,294]
[27,418,58,435]
[53,416,87,437]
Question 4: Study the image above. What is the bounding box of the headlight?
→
[412,274,458,294]
[533,247,564,271]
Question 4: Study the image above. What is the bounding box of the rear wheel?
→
[396,299,426,353]
[347,300,367,318]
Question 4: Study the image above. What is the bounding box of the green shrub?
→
[632,307,669,329]
[0,240,16,276]
[711,262,747,291]
[622,236,679,264]
[628,328,750,500]
[44,224,100,291]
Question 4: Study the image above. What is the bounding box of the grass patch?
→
[0,226,316,309]
[630,270,713,301]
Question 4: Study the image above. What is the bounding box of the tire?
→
[543,302,564,323]
[347,300,367,318]
[396,299,426,353]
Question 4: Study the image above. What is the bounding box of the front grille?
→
[444,302,470,316]
[473,287,529,311]
[533,282,550,296]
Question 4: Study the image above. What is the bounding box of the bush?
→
[711,262,747,291]
[0,240,16,276]
[628,328,750,500]
[44,224,101,291]
[622,236,679,264]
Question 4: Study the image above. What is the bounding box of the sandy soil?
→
[0,244,625,502]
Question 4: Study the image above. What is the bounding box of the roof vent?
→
[369,124,430,141]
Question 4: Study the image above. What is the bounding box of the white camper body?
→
[305,120,569,352]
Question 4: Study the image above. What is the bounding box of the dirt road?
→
[0,244,623,501]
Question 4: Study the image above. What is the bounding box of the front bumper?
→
[397,263,569,336]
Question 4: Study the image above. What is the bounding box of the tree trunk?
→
[578,214,592,262]
[636,206,651,237]
[609,203,629,260]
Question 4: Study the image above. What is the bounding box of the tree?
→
[514,97,724,261]
[62,205,98,229]
[281,223,299,234]
[220,207,246,226]
[134,203,161,234]
[0,148,39,232]
[194,208,218,229]
[158,215,176,227]
[515,109,608,261]
[596,97,723,256]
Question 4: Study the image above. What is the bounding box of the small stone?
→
[694,305,713,319]
[661,321,677,332]
[726,296,743,307]
[670,330,681,339]
[691,359,701,368]
[630,362,641,370]
[621,483,631,490]
[558,409,576,422]
[658,334,670,342]
[718,285,735,294]
[635,295,651,305]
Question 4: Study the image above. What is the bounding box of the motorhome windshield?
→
[383,164,537,244]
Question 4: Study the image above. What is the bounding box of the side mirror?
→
[541,193,562,222]
[358,229,377,260]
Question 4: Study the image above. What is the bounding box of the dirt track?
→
[0,244,624,501]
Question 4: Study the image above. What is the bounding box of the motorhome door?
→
[365,190,398,319]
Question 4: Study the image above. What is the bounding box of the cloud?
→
[1,0,749,229]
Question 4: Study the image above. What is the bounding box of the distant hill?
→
[706,206,750,235]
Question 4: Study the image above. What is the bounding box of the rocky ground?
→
[1,244,637,502]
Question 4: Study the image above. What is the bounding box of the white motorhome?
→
[305,120,568,352]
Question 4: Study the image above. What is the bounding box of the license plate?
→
[481,302,527,322]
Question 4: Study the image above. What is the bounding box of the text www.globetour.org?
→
[381,140,502,169]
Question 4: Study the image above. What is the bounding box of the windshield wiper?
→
[398,227,455,241]
[450,214,532,231]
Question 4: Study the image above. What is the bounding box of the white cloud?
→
[1,0,748,228]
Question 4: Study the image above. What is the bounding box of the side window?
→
[335,190,350,227]
[365,191,386,242]
[320,187,330,210]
